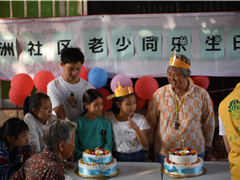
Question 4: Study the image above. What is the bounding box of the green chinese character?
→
[235,134,239,140]
[228,100,240,120]
[230,136,233,142]
[236,126,240,133]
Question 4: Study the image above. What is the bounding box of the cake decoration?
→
[170,147,197,156]
[163,147,204,177]
[78,147,118,178]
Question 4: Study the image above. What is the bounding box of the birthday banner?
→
[0,12,239,80]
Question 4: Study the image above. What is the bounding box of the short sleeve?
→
[219,114,226,136]
[47,80,62,109]
[136,114,150,130]
[24,113,41,154]
[86,81,93,89]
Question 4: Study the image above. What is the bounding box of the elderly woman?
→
[147,51,215,165]
[10,119,76,180]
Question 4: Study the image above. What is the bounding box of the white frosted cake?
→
[164,147,203,176]
[78,148,117,177]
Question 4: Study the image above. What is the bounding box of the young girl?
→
[206,127,228,161]
[107,83,150,162]
[74,89,112,160]
[23,92,56,154]
[0,118,29,179]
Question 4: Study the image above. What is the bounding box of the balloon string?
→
[208,88,234,93]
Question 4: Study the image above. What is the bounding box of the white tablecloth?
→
[163,161,231,180]
[64,161,231,180]
[64,162,162,180]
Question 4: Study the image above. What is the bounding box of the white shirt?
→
[24,113,57,154]
[47,76,92,121]
[108,113,150,153]
[219,114,226,136]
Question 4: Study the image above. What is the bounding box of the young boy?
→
[47,47,92,122]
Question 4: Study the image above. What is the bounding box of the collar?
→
[40,148,64,166]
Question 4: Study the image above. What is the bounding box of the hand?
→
[206,155,216,161]
[127,117,138,131]
[64,161,74,169]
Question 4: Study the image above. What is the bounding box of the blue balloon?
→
[88,67,108,88]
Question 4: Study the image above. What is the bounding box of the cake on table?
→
[78,147,118,178]
[163,147,203,177]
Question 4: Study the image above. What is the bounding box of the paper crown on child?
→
[107,81,134,100]
[169,51,190,69]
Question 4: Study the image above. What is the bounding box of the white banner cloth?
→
[0,12,239,80]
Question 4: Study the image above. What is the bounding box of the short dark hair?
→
[61,47,84,65]
[82,89,103,116]
[23,93,50,116]
[112,93,136,114]
[0,118,29,143]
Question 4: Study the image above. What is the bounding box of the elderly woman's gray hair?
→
[43,119,76,151]
[168,54,191,78]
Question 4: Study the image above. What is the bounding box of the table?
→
[64,162,162,180]
[65,161,231,180]
[163,161,231,180]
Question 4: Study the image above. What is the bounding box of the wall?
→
[0,109,24,126]
[0,1,82,18]
[0,1,237,127]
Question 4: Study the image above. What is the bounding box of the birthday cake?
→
[164,147,203,176]
[78,148,117,178]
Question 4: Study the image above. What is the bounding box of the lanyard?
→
[174,91,186,117]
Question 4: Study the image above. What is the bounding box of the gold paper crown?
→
[107,81,134,100]
[169,51,190,69]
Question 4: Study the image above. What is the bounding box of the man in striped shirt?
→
[146,52,215,165]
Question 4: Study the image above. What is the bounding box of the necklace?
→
[174,91,186,130]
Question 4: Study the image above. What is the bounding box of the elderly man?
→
[10,119,76,180]
[147,51,215,165]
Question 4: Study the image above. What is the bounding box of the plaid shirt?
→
[146,81,215,156]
